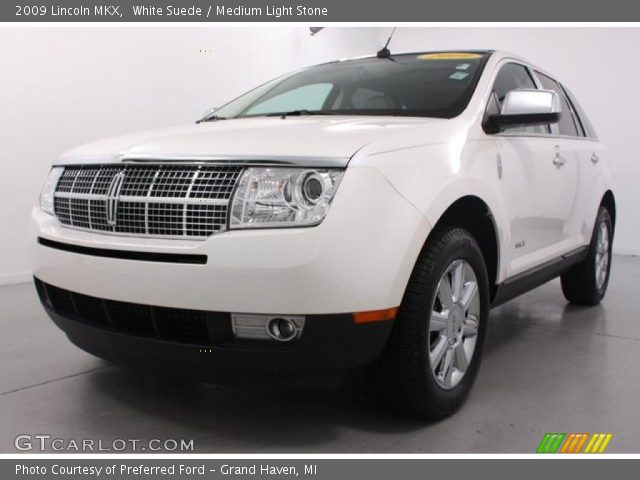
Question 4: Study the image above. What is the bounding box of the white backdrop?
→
[0,27,380,284]
[1,27,638,284]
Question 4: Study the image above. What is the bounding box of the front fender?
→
[353,140,510,282]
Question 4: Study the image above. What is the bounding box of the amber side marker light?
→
[353,307,399,324]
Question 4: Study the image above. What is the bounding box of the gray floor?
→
[2,256,639,453]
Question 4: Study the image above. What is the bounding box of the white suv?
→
[32,50,615,418]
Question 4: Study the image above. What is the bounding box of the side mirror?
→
[484,89,561,133]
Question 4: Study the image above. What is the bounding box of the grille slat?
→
[53,164,243,239]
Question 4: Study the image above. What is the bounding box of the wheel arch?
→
[601,190,616,233]
[428,195,501,301]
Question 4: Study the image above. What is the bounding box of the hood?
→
[56,116,447,167]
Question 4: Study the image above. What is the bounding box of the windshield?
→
[212,52,490,120]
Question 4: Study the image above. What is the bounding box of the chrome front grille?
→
[53,164,243,239]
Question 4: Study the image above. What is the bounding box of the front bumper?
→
[35,278,394,379]
[31,166,431,377]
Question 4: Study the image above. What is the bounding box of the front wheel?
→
[371,226,490,419]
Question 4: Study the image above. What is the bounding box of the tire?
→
[561,206,613,306]
[371,226,490,420]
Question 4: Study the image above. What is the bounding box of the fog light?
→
[231,314,305,342]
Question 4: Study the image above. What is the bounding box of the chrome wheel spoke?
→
[439,348,455,388]
[463,315,479,338]
[451,261,465,302]
[430,336,448,371]
[430,311,448,332]
[437,278,454,309]
[454,343,469,373]
[460,281,478,311]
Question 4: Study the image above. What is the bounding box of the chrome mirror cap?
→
[484,89,562,133]
[501,89,561,116]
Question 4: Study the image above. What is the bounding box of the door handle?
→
[591,153,600,164]
[553,156,566,167]
[553,147,566,167]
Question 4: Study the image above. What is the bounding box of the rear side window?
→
[563,85,598,139]
[535,72,581,137]
[489,63,547,134]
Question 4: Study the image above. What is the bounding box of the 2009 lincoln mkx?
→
[32,50,615,418]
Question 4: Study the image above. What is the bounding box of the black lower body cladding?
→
[34,278,394,384]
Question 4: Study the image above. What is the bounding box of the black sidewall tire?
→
[384,227,490,419]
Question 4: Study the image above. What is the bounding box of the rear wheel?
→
[371,226,490,419]
[561,207,613,305]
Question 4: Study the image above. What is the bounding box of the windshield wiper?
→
[196,115,227,124]
[266,110,330,118]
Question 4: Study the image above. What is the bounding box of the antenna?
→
[376,27,397,59]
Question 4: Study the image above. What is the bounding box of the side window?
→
[535,72,580,137]
[563,85,597,139]
[489,63,547,134]
[245,83,333,115]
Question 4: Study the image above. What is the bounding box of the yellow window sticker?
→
[417,52,482,60]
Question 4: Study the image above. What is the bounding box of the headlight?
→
[230,167,343,229]
[39,167,64,215]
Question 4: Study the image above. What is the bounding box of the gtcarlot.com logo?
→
[14,434,194,452]
[536,432,613,454]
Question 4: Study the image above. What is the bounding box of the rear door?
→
[534,72,598,248]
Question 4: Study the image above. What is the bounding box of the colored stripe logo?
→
[537,432,613,453]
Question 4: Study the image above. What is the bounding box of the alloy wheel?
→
[428,259,480,390]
